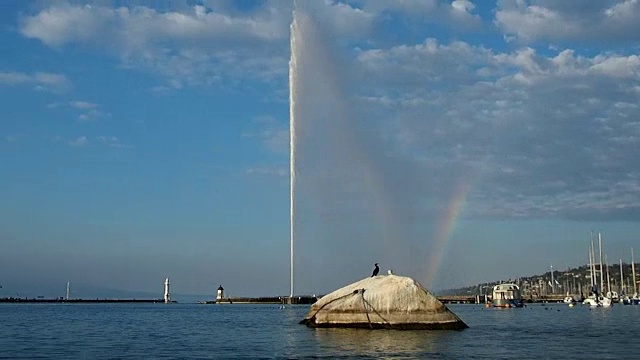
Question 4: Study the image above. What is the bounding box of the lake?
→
[1,302,639,359]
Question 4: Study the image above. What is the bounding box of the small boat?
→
[598,295,613,307]
[623,294,640,305]
[563,295,576,304]
[491,283,524,308]
[583,296,599,307]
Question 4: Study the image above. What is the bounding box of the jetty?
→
[0,297,167,303]
[200,295,318,304]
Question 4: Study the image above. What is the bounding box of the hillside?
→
[439,263,639,298]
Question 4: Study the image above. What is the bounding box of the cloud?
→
[78,109,109,122]
[68,136,88,147]
[353,39,640,220]
[96,136,131,149]
[16,1,391,90]
[19,1,636,222]
[19,3,292,89]
[356,0,481,29]
[451,0,476,13]
[241,115,288,154]
[495,0,640,43]
[69,101,98,109]
[45,100,109,121]
[0,71,71,92]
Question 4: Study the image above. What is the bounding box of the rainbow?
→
[423,179,474,287]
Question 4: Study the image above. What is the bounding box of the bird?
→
[371,263,379,277]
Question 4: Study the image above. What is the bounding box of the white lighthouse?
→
[216,285,224,302]
[164,278,171,304]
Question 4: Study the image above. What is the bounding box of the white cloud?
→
[96,136,131,149]
[78,109,109,122]
[68,136,88,147]
[356,0,480,28]
[0,72,32,84]
[605,0,639,17]
[19,3,291,89]
[451,0,476,13]
[352,39,640,220]
[19,4,287,48]
[16,1,477,90]
[46,100,109,121]
[495,0,640,43]
[298,1,375,39]
[0,71,71,92]
[13,1,640,222]
[357,0,438,14]
[241,115,288,154]
[69,101,98,109]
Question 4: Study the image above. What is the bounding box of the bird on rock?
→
[371,263,379,277]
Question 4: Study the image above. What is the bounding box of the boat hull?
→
[492,299,524,308]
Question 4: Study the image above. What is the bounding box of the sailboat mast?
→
[620,259,625,294]
[598,233,604,293]
[589,233,596,288]
[605,254,611,295]
[632,247,637,296]
[550,263,555,294]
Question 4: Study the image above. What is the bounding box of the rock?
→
[300,274,468,330]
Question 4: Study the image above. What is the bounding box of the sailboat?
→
[604,255,619,302]
[623,247,639,305]
[583,233,599,306]
[583,232,612,307]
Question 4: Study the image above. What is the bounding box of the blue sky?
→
[1,0,640,299]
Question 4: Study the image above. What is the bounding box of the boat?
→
[582,233,611,307]
[583,296,599,307]
[491,283,523,308]
[622,248,639,305]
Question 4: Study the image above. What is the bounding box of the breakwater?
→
[200,295,318,305]
[436,294,571,304]
[2,295,570,305]
[0,297,166,304]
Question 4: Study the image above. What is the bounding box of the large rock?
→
[300,274,468,330]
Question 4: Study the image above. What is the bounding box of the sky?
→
[1,0,640,300]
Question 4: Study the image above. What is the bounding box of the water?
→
[2,303,640,359]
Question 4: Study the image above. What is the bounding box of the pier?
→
[0,297,167,304]
[200,295,318,304]
[1,295,572,305]
[436,294,570,304]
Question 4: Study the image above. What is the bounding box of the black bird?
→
[371,263,379,277]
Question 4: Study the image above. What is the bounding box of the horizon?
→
[2,0,640,298]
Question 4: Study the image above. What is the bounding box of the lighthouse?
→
[216,285,224,302]
[164,278,171,304]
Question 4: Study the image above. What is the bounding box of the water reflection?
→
[313,328,452,357]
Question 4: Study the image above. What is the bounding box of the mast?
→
[590,234,596,288]
[605,254,611,295]
[598,233,604,294]
[550,263,555,294]
[620,259,624,294]
[632,247,637,296]
[66,282,70,301]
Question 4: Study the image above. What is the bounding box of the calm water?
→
[2,303,640,359]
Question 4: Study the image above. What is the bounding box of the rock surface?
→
[300,274,468,330]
